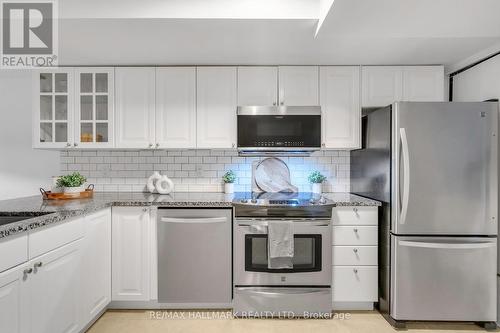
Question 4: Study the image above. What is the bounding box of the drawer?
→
[333,226,378,245]
[29,216,84,259]
[332,266,378,302]
[332,246,377,266]
[0,234,28,272]
[333,206,378,225]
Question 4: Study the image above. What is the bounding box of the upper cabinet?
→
[278,66,319,106]
[320,66,361,149]
[155,67,196,149]
[362,65,444,107]
[33,68,115,149]
[74,68,115,148]
[196,67,237,149]
[33,68,74,149]
[237,67,278,106]
[402,66,444,102]
[115,68,156,149]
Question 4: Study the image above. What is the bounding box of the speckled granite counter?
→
[0,192,380,239]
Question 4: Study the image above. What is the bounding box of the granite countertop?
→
[0,192,380,240]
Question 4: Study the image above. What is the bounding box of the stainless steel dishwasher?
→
[157,208,232,305]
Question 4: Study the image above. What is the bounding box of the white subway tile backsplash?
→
[59,149,351,193]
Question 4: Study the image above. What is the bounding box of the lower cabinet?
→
[0,209,112,333]
[29,240,83,333]
[112,206,151,301]
[332,206,378,310]
[82,209,112,323]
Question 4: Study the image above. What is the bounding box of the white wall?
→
[0,70,60,200]
[453,54,500,101]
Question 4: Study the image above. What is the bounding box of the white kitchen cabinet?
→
[237,66,278,106]
[33,68,75,149]
[155,67,196,149]
[0,263,29,333]
[196,67,237,149]
[278,66,319,106]
[74,68,115,148]
[112,206,151,301]
[82,209,111,324]
[332,206,378,310]
[320,66,361,149]
[29,239,83,333]
[115,68,156,149]
[362,66,445,107]
[402,66,444,102]
[361,66,403,107]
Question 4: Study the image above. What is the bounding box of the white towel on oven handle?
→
[267,220,294,269]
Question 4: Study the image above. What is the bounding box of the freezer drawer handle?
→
[399,240,495,249]
[399,128,410,225]
[160,217,227,224]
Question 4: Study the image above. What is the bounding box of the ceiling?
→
[57,0,500,68]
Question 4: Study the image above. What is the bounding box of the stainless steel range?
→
[232,192,333,317]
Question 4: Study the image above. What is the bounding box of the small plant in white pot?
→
[56,172,87,193]
[222,170,236,194]
[308,171,326,194]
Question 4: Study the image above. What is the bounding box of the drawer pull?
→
[353,268,358,274]
[353,248,358,253]
[34,261,43,268]
[353,228,358,233]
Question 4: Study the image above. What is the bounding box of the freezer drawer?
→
[391,236,497,321]
[157,208,232,304]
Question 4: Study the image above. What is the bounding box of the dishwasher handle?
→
[160,217,227,224]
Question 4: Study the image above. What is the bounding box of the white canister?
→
[224,183,234,194]
[312,183,322,194]
[63,185,85,193]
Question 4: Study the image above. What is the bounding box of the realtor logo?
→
[1,0,58,68]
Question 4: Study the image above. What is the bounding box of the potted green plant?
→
[308,171,326,194]
[222,170,236,194]
[56,172,87,193]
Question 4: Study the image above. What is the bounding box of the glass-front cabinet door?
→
[74,68,114,148]
[33,69,74,148]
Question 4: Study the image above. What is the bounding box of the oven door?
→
[237,114,321,150]
[234,219,332,286]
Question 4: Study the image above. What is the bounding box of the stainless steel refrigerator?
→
[351,102,498,329]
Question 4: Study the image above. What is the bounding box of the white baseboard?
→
[109,300,233,309]
[332,302,374,311]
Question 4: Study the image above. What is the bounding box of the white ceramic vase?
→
[147,171,162,193]
[224,183,234,194]
[155,175,174,194]
[312,183,322,194]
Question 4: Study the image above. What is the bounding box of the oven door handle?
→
[237,221,330,227]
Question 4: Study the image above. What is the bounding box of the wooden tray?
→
[40,185,94,200]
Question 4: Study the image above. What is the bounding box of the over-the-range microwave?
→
[236,106,321,156]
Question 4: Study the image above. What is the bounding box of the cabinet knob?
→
[273,102,277,106]
[232,143,235,148]
[280,102,284,106]
[353,228,359,233]
[66,142,71,147]
[148,143,153,148]
[155,143,160,148]
[321,143,325,148]
[353,248,358,254]
[142,207,148,212]
[353,268,358,274]
[34,261,43,268]
[23,268,33,275]
[73,143,78,147]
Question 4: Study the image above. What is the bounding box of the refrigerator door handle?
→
[399,127,410,225]
[399,240,496,250]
